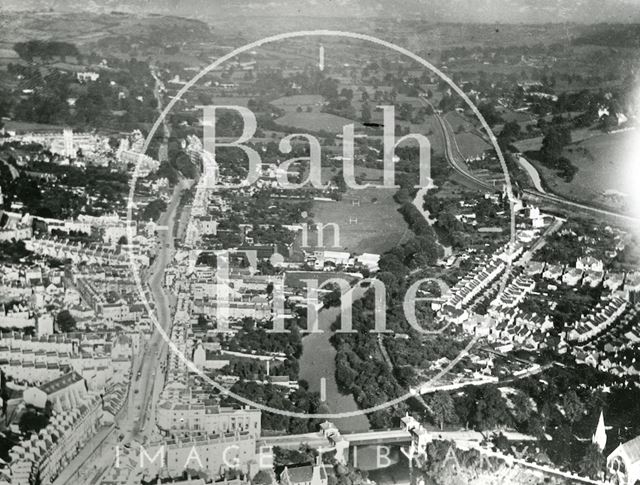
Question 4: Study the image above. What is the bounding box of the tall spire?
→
[592,410,607,451]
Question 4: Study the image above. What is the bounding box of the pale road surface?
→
[129,181,187,440]
[0,157,19,179]
[68,67,178,483]
[516,156,545,193]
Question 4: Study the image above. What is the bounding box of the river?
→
[354,445,413,485]
[298,284,371,432]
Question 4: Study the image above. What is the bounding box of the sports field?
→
[300,167,409,254]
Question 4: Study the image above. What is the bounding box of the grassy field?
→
[513,126,602,153]
[271,94,324,112]
[298,167,409,254]
[453,132,491,159]
[275,111,361,134]
[444,111,477,133]
[209,96,253,107]
[531,128,638,213]
[443,111,492,159]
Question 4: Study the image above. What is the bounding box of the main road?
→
[128,179,188,440]
[54,181,188,485]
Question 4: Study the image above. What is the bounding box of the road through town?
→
[56,181,188,485]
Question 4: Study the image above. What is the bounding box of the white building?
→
[76,71,100,82]
[608,435,640,485]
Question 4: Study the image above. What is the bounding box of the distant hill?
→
[2,0,640,24]
[0,11,213,51]
[573,24,640,47]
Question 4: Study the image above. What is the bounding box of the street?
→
[54,181,188,485]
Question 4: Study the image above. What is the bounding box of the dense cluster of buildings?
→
[437,212,639,364]
[0,367,130,485]
[1,128,111,162]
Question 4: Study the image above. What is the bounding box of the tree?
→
[252,469,274,485]
[540,125,571,165]
[563,390,585,425]
[511,392,533,424]
[56,310,76,333]
[141,198,168,221]
[428,391,457,430]
[472,385,511,430]
[526,414,546,438]
[378,253,406,276]
[579,443,605,480]
[477,102,503,126]
[498,121,521,150]
[395,366,417,386]
[361,102,371,123]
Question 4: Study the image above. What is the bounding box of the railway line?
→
[418,94,640,226]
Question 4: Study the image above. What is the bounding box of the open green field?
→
[444,111,477,133]
[270,94,324,112]
[514,126,602,153]
[531,128,639,214]
[275,111,361,134]
[299,167,409,255]
[363,113,446,158]
[209,96,253,107]
[443,111,492,159]
[498,109,534,124]
[453,132,491,159]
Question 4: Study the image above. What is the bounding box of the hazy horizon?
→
[2,0,640,24]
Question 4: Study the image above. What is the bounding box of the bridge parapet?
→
[400,414,432,462]
[318,421,349,464]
